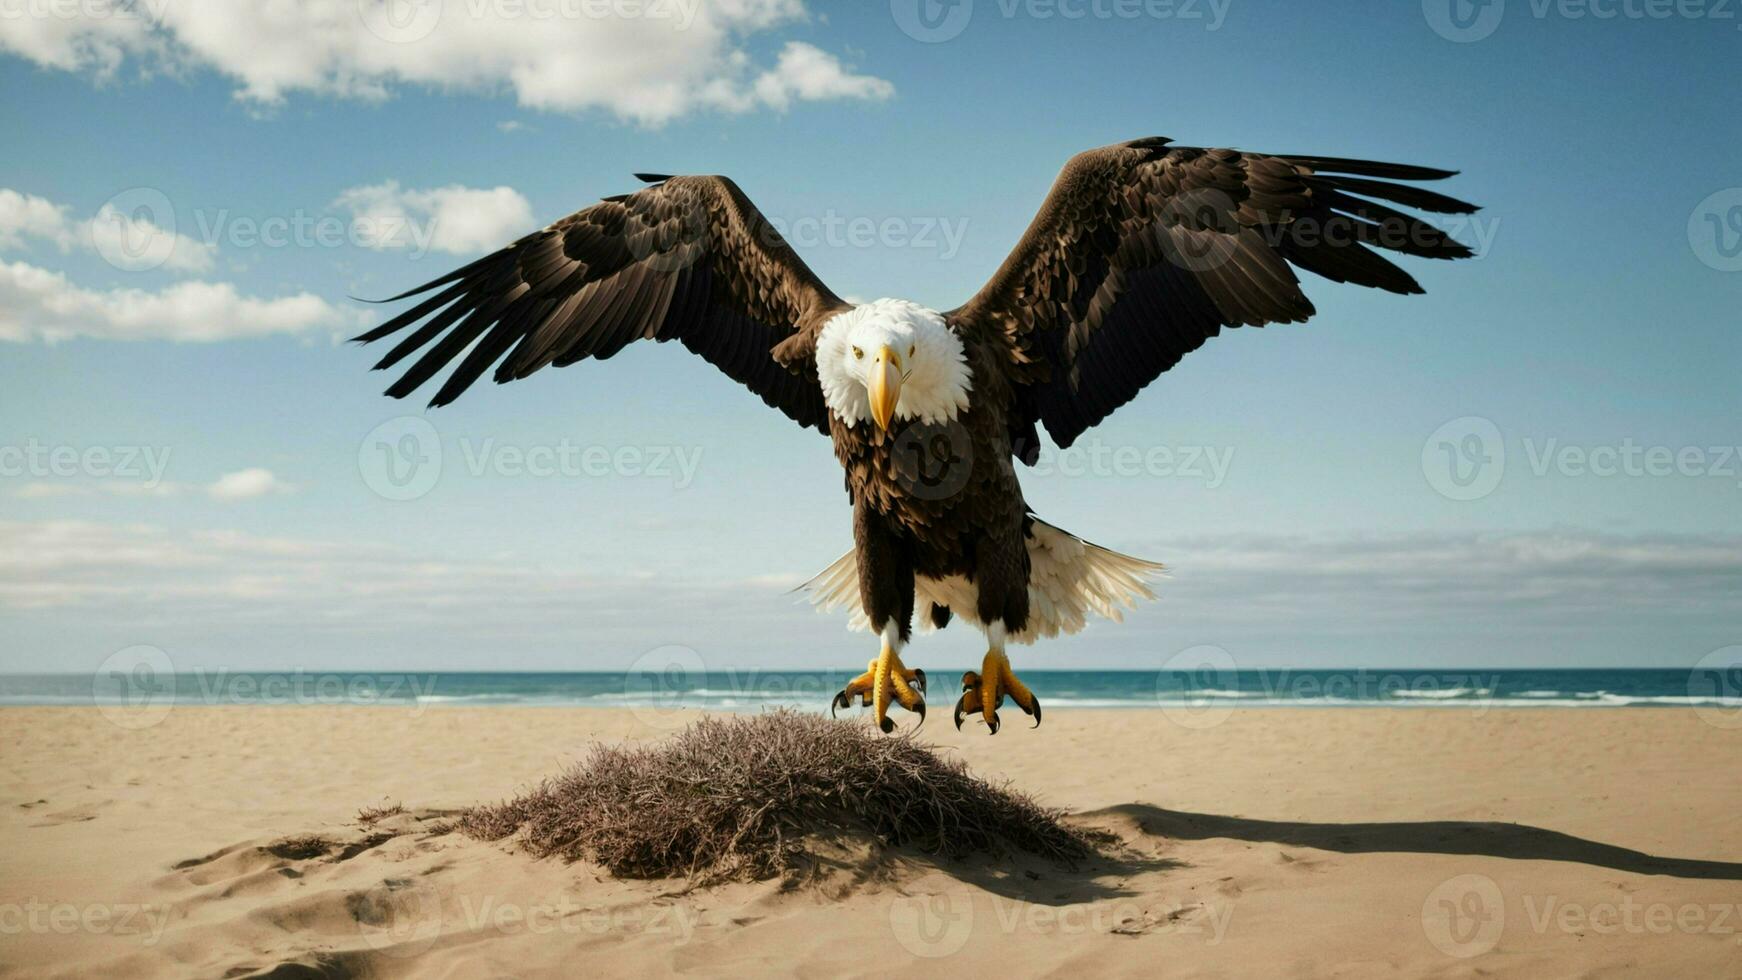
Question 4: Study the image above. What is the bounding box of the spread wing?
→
[948,138,1478,455]
[353,175,850,432]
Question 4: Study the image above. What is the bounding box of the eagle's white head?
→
[815,298,971,431]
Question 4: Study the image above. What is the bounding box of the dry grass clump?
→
[355,800,405,825]
[459,710,1093,882]
[265,835,333,861]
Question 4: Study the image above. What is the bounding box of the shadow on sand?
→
[1090,803,1742,881]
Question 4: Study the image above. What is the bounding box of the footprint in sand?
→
[134,809,462,976]
[29,801,106,827]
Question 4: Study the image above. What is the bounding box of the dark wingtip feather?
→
[634,172,675,183]
[1285,155,1462,182]
[351,323,399,344]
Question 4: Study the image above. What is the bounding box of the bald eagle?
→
[354,137,1476,734]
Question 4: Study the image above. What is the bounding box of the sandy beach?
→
[2,705,1738,978]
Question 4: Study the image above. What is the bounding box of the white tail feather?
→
[796,519,1165,645]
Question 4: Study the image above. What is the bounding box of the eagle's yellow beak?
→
[868,345,903,432]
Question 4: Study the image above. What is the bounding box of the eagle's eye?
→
[852,346,864,359]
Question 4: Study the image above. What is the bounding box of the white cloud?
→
[1148,529,1742,621]
[0,0,893,125]
[13,481,181,499]
[0,188,215,273]
[0,189,76,251]
[0,519,768,641]
[750,42,894,112]
[334,181,535,255]
[0,0,163,77]
[2,522,1737,672]
[12,483,94,500]
[0,259,366,343]
[11,468,291,500]
[207,468,293,501]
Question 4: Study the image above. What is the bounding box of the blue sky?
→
[2,0,1738,674]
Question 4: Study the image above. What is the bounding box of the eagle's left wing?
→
[353,175,850,432]
[947,138,1478,457]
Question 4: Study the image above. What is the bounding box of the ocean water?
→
[1,668,1739,712]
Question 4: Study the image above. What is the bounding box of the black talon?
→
[830,690,850,718]
[953,692,970,731]
[911,698,926,730]
[987,712,1001,735]
[879,715,896,734]
[913,669,927,696]
[1029,695,1042,729]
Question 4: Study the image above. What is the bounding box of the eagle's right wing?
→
[354,175,851,433]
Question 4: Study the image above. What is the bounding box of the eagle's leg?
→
[831,627,926,732]
[954,632,1042,735]
[872,625,927,733]
[832,506,926,731]
[832,653,927,715]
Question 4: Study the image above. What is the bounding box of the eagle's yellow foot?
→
[953,650,1041,734]
[831,648,925,733]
